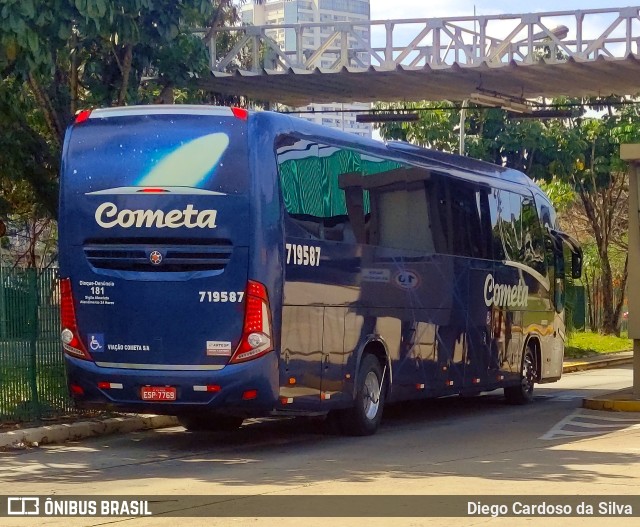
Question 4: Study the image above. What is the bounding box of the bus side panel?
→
[491,262,524,382]
[543,313,565,381]
[465,258,496,391]
[542,239,568,382]
[284,241,500,406]
[280,239,356,410]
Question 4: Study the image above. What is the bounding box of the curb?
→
[564,353,640,412]
[582,396,640,412]
[0,415,179,449]
[562,354,634,373]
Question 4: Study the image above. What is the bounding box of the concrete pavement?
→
[0,351,637,449]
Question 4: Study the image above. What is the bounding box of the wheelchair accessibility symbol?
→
[88,334,104,352]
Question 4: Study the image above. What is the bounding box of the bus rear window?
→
[65,113,248,194]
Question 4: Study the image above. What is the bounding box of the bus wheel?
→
[178,414,244,432]
[504,344,537,405]
[340,354,385,436]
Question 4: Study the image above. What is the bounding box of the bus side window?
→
[521,196,546,276]
[343,185,368,244]
[488,189,506,261]
[429,176,453,255]
[476,187,494,260]
[276,135,362,245]
[371,179,434,253]
[448,178,487,258]
[286,214,324,239]
[504,191,524,261]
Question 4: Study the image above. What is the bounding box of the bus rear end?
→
[58,106,278,423]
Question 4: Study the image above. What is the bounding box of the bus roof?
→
[383,140,533,186]
[74,105,536,190]
[259,109,535,189]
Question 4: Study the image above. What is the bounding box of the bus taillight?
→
[231,107,248,121]
[74,109,92,124]
[59,278,92,361]
[230,280,273,364]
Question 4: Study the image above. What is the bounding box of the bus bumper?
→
[64,353,279,417]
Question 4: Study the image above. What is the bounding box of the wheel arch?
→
[352,337,392,399]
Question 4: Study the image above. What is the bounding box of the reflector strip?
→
[497,374,505,381]
[321,392,331,400]
[193,385,221,392]
[94,362,224,371]
[446,380,454,386]
[473,378,481,384]
[98,382,123,389]
[280,397,293,405]
[242,389,258,400]
[416,384,425,390]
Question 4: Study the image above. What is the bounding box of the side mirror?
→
[549,228,582,280]
[571,251,582,279]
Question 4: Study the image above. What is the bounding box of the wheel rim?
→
[521,352,535,395]
[363,371,381,420]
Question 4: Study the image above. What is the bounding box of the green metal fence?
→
[0,267,73,423]
[566,283,587,332]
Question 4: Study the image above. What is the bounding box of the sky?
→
[369,1,636,20]
[367,1,637,48]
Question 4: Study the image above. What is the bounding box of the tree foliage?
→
[374,97,640,334]
[1,0,242,266]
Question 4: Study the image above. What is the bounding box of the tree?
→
[373,97,640,334]
[0,0,243,266]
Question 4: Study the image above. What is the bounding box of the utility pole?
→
[620,144,640,398]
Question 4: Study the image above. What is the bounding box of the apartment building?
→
[240,0,372,138]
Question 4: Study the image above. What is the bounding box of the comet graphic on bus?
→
[85,132,231,196]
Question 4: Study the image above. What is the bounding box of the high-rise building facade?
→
[240,0,372,138]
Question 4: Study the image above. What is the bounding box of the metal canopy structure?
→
[200,6,640,106]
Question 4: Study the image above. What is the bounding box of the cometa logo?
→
[95,203,217,229]
[484,274,529,307]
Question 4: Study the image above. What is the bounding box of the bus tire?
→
[504,344,537,405]
[339,354,385,436]
[178,413,244,432]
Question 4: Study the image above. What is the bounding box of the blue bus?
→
[58,105,582,435]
